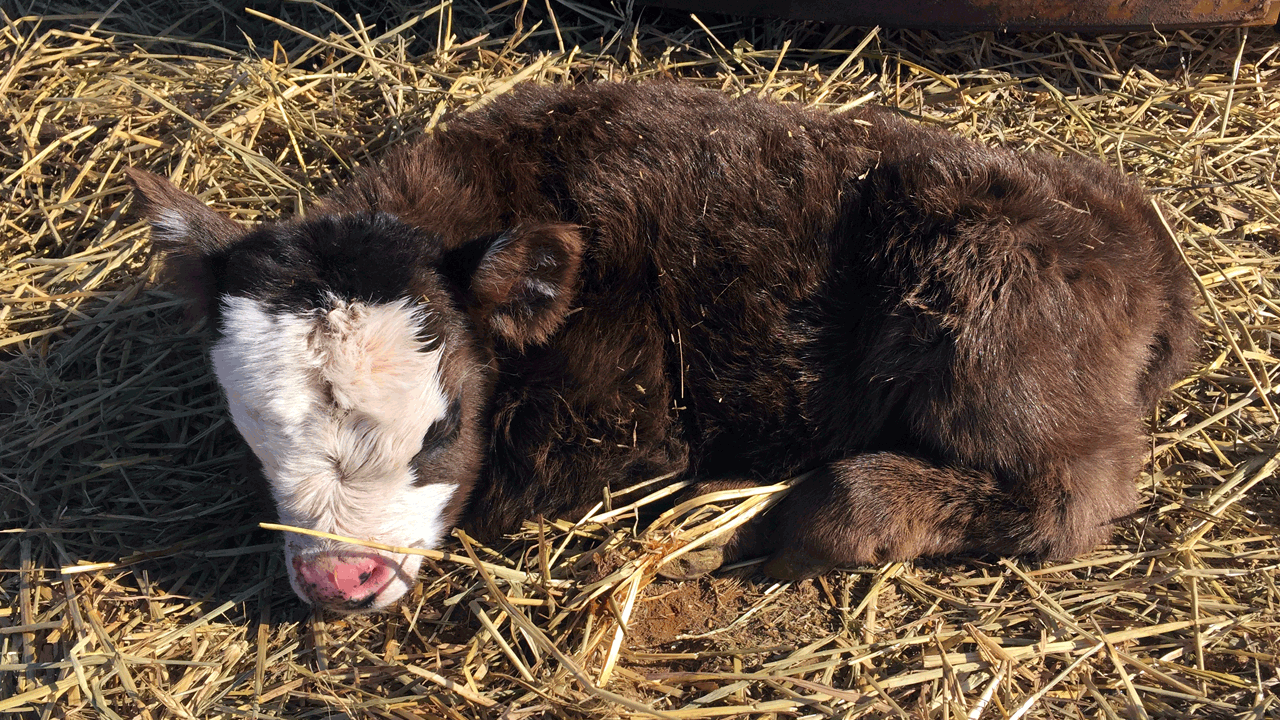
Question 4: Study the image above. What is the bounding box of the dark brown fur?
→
[143,82,1198,577]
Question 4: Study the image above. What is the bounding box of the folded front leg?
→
[760,449,1137,581]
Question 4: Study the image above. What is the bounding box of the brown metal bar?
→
[640,0,1280,32]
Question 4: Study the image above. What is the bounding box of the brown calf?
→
[128,82,1196,613]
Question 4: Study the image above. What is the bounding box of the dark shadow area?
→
[0,290,300,603]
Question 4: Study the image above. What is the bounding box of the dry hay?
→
[2,2,1279,717]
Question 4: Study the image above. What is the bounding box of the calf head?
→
[126,169,582,613]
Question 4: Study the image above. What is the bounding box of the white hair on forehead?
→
[317,298,443,424]
[211,295,456,604]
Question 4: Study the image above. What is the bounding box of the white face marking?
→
[211,295,456,610]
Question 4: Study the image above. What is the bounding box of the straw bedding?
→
[2,2,1279,717]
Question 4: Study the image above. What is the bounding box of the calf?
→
[128,82,1196,614]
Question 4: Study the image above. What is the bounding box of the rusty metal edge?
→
[638,0,1280,32]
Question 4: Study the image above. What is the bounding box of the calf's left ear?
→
[469,223,584,348]
[124,168,244,322]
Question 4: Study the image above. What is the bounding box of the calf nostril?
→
[333,563,372,594]
[293,553,396,608]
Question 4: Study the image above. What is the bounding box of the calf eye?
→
[414,398,462,463]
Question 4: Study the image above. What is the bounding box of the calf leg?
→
[760,449,1138,581]
[656,438,1139,581]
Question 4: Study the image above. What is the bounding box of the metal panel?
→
[640,0,1280,31]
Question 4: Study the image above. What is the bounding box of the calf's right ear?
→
[467,223,584,349]
[124,168,243,322]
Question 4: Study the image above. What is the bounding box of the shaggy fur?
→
[129,82,1197,610]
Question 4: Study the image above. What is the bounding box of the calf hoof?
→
[762,548,835,582]
[658,544,727,580]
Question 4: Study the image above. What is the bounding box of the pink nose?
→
[292,553,397,610]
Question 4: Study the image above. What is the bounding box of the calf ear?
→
[469,223,583,348]
[124,168,242,322]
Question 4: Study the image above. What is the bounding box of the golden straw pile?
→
[2,2,1278,717]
